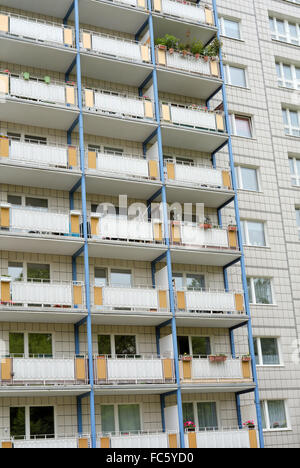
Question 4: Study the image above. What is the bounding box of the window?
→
[254,338,280,365]
[98,335,137,357]
[9,332,53,357]
[8,262,23,281]
[172,273,205,290]
[296,208,300,239]
[224,65,246,87]
[289,156,300,186]
[101,404,141,434]
[177,336,211,356]
[283,109,300,136]
[219,18,241,40]
[7,195,22,206]
[270,17,300,46]
[7,262,50,283]
[235,166,259,191]
[10,406,55,439]
[24,135,47,145]
[247,277,273,305]
[230,115,252,138]
[95,268,107,287]
[7,195,48,210]
[104,146,124,156]
[260,401,288,430]
[182,402,218,430]
[276,62,300,90]
[241,220,266,247]
[110,269,132,287]
[7,132,21,141]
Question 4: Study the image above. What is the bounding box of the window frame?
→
[94,267,133,287]
[172,271,206,291]
[283,109,300,137]
[254,337,282,367]
[230,114,253,138]
[289,156,300,186]
[296,207,300,239]
[241,220,267,247]
[7,194,49,210]
[8,331,54,358]
[219,17,241,40]
[97,333,138,357]
[8,261,51,283]
[177,334,213,357]
[260,400,290,431]
[235,165,260,192]
[9,405,56,439]
[100,403,143,435]
[270,17,300,46]
[182,401,220,431]
[276,62,300,90]
[224,64,247,88]
[247,277,274,305]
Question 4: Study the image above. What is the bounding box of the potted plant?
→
[209,354,227,363]
[181,353,192,361]
[201,216,212,229]
[184,421,196,432]
[190,40,204,59]
[242,355,251,362]
[204,38,222,59]
[243,420,255,429]
[228,225,237,231]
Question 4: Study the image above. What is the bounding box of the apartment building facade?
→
[0,0,298,450]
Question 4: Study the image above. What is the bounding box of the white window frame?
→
[94,267,133,287]
[224,64,247,88]
[241,220,267,247]
[177,334,214,356]
[283,109,300,137]
[296,208,300,239]
[7,193,49,210]
[97,333,139,357]
[276,62,300,90]
[172,271,207,291]
[9,331,55,358]
[9,405,57,439]
[100,403,143,434]
[182,400,220,431]
[254,337,282,367]
[269,17,300,46]
[8,261,52,283]
[261,400,290,431]
[235,166,259,192]
[219,17,241,40]
[247,277,274,305]
[289,156,300,186]
[230,114,253,138]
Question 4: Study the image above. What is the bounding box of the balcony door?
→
[9,332,53,358]
[182,402,218,431]
[10,406,55,440]
[177,336,211,357]
[101,404,141,435]
[98,334,137,358]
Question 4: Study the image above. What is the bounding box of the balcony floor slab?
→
[0,307,88,324]
[0,0,73,18]
[181,382,256,394]
[175,313,249,329]
[161,125,228,153]
[91,310,172,326]
[94,384,177,395]
[170,247,241,267]
[88,240,167,262]
[0,386,91,398]
[165,184,234,208]
[0,232,84,256]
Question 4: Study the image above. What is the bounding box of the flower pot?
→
[228,226,237,232]
[158,45,167,50]
[242,357,251,362]
[169,48,174,54]
[203,56,209,62]
[181,356,192,361]
[195,54,200,59]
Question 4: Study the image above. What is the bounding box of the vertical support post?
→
[212,0,264,449]
[77,395,83,436]
[160,394,166,433]
[147,0,185,448]
[235,393,243,429]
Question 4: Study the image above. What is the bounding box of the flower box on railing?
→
[208,355,227,363]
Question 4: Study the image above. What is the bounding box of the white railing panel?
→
[102,287,158,309]
[180,225,228,248]
[205,228,228,247]
[166,53,211,75]
[111,433,169,448]
[11,207,70,234]
[185,291,236,311]
[192,359,243,379]
[181,224,205,245]
[11,282,73,306]
[194,430,250,448]
[170,105,216,130]
[94,92,145,117]
[99,217,154,242]
[14,438,78,449]
[10,77,66,104]
[96,153,149,178]
[10,17,64,44]
[91,35,142,62]
[161,0,206,23]
[10,141,68,167]
[13,358,75,381]
[174,164,222,187]
[107,359,164,381]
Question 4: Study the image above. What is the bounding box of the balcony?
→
[94,355,175,388]
[0,72,79,130]
[1,435,91,449]
[85,150,161,199]
[97,431,178,448]
[0,137,81,190]
[0,205,83,255]
[80,30,153,85]
[0,11,76,73]
[88,215,166,262]
[179,356,255,393]
[169,223,240,266]
[83,87,157,141]
[164,160,234,207]
[184,428,255,449]
[160,102,228,152]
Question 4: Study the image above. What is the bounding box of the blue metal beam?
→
[147,187,162,206]
[218,196,235,211]
[67,117,79,144]
[73,245,84,260]
[152,251,167,266]
[63,1,75,25]
[65,57,77,82]
[206,85,223,108]
[143,128,158,151]
[135,18,149,42]
[157,319,172,329]
[138,71,153,97]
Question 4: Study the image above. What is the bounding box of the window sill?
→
[244,245,271,249]
[237,189,263,194]
[263,428,292,433]
[231,135,256,141]
[250,303,277,307]
[225,84,250,91]
[256,364,284,368]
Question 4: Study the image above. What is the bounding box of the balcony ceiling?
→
[175,314,249,329]
[0,386,91,398]
[0,0,72,18]
[0,163,81,192]
[0,36,77,74]
[157,68,222,101]
[80,53,153,87]
[88,240,167,262]
[83,111,158,142]
[170,247,241,267]
[0,100,79,132]
[94,384,177,395]
[91,310,172,326]
[165,185,234,208]
[0,233,84,256]
[0,308,88,324]
[152,15,217,46]
[161,125,228,153]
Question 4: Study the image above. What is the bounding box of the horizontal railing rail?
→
[96,0,147,9]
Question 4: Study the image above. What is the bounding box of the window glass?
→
[254,338,259,365]
[173,273,184,289]
[290,111,299,128]
[28,333,52,357]
[240,167,258,191]
[296,209,300,227]
[177,336,190,355]
[7,195,22,206]
[182,403,194,425]
[101,405,115,434]
[24,135,47,145]
[223,19,240,39]
[235,116,252,138]
[10,407,26,439]
[95,268,107,287]
[114,335,136,356]
[253,278,272,304]
[191,337,211,356]
[98,335,112,355]
[260,402,267,429]
[247,278,253,303]
[197,402,218,430]
[229,67,246,87]
[25,197,48,209]
[186,274,205,291]
[30,406,54,438]
[118,404,140,433]
[27,264,50,282]
[8,262,23,281]
[9,333,24,356]
[104,147,123,156]
[261,338,279,365]
[268,401,287,429]
[247,221,266,246]
[110,270,131,287]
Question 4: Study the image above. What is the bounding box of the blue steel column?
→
[147,0,185,448]
[73,0,97,448]
[212,0,264,448]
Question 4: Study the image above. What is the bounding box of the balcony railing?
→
[164,160,231,190]
[156,48,220,78]
[179,356,252,382]
[175,289,245,315]
[98,0,147,10]
[97,431,178,448]
[161,102,225,133]
[153,0,215,26]
[184,428,253,449]
[83,88,155,121]
[170,223,238,250]
[0,72,77,107]
[0,355,88,385]
[0,137,79,170]
[0,205,82,237]
[0,11,74,47]
[0,279,84,309]
[90,215,164,244]
[81,30,151,64]
[94,355,175,384]
[86,150,159,180]
[92,285,169,311]
[1,435,90,449]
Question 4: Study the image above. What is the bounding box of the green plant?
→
[204,38,222,57]
[23,72,30,80]
[190,40,204,56]
[155,34,179,50]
